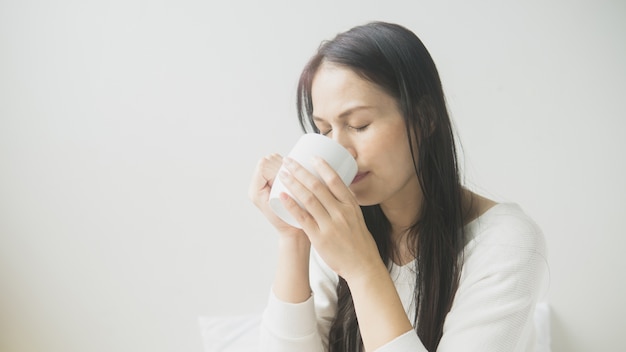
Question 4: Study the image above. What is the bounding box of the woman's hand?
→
[277,157,383,281]
[277,157,414,350]
[248,154,306,238]
[250,154,312,304]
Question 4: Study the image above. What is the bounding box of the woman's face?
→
[311,62,421,208]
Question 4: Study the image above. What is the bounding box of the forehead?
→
[311,63,395,119]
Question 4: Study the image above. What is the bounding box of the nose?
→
[331,131,357,160]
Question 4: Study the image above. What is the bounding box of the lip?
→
[351,171,369,185]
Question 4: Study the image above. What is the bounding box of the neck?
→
[379,181,423,264]
[379,178,423,234]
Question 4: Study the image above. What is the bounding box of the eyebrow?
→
[312,105,376,122]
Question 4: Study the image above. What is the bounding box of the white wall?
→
[1,1,624,351]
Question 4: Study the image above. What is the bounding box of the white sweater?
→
[259,203,549,351]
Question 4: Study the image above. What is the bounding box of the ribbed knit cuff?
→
[374,330,425,352]
[263,289,317,339]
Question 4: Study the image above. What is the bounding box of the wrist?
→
[277,232,311,252]
[343,256,388,290]
[274,233,312,304]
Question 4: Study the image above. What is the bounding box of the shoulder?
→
[459,203,549,298]
[443,203,550,350]
[462,203,548,281]
[464,202,546,255]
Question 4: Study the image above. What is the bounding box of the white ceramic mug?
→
[269,133,358,228]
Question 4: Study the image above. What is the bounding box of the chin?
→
[353,193,380,208]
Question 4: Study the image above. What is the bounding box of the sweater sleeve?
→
[258,249,339,352]
[258,291,324,352]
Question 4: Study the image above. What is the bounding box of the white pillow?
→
[534,302,551,352]
[198,315,261,352]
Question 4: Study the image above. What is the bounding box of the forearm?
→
[347,260,414,351]
[259,238,331,352]
[272,235,312,303]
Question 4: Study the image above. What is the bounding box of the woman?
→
[249,21,548,352]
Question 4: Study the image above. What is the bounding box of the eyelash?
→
[320,125,369,136]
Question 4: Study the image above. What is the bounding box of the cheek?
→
[362,132,414,172]
[383,135,416,179]
[379,126,413,161]
[355,118,412,166]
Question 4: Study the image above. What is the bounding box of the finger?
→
[249,154,283,200]
[260,154,283,188]
[277,189,319,232]
[282,157,341,213]
[311,157,356,203]
[278,164,330,225]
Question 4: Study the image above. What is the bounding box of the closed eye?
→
[320,128,332,136]
[350,124,369,132]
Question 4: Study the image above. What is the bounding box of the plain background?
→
[1,1,624,351]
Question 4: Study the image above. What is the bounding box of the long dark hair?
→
[296,22,466,351]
